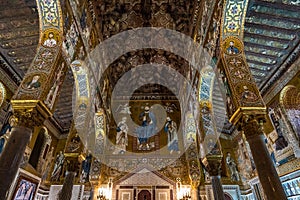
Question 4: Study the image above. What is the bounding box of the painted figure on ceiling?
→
[164,117,180,154]
[66,134,81,153]
[136,106,157,150]
[241,85,258,103]
[113,117,128,154]
[43,32,57,47]
[226,41,239,54]
[115,103,131,114]
[26,75,41,90]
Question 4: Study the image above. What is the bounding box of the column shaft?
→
[246,129,287,200]
[202,157,225,200]
[58,171,75,200]
[0,126,32,199]
[211,176,225,200]
[191,187,198,200]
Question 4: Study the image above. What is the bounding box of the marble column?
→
[211,176,225,200]
[58,171,76,200]
[243,119,287,200]
[202,157,225,200]
[0,126,32,199]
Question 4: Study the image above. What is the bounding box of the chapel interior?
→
[0,0,300,200]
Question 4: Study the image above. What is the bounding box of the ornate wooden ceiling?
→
[52,68,74,133]
[0,0,39,84]
[243,0,300,94]
[95,0,195,39]
[0,0,299,134]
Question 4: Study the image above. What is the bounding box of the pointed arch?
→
[279,85,300,153]
[29,126,51,170]
[280,85,300,109]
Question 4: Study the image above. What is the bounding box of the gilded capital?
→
[240,115,265,140]
[202,155,223,176]
[11,100,52,128]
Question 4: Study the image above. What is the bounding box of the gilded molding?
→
[220,0,267,125]
[185,142,202,188]
[13,0,63,104]
[229,107,267,125]
[221,0,249,40]
[278,158,300,177]
[11,100,52,127]
[202,155,223,176]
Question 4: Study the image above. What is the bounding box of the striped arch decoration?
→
[198,66,222,157]
[70,60,93,149]
[94,110,106,159]
[37,0,62,29]
[184,112,197,148]
[280,85,300,109]
[184,111,202,188]
[221,0,249,39]
[13,0,63,102]
[220,0,266,124]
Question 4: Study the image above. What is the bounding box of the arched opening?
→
[280,85,300,140]
[224,193,233,200]
[138,190,151,200]
[29,128,46,169]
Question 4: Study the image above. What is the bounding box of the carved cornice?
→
[229,106,267,126]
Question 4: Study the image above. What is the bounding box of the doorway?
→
[138,190,151,200]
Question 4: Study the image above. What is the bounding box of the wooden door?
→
[137,190,151,200]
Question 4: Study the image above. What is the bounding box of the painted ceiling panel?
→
[244,46,282,57]
[244,27,296,41]
[0,0,39,79]
[243,0,300,90]
[0,0,299,135]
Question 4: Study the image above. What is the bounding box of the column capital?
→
[202,155,223,176]
[229,106,267,126]
[238,114,267,140]
[11,100,52,128]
